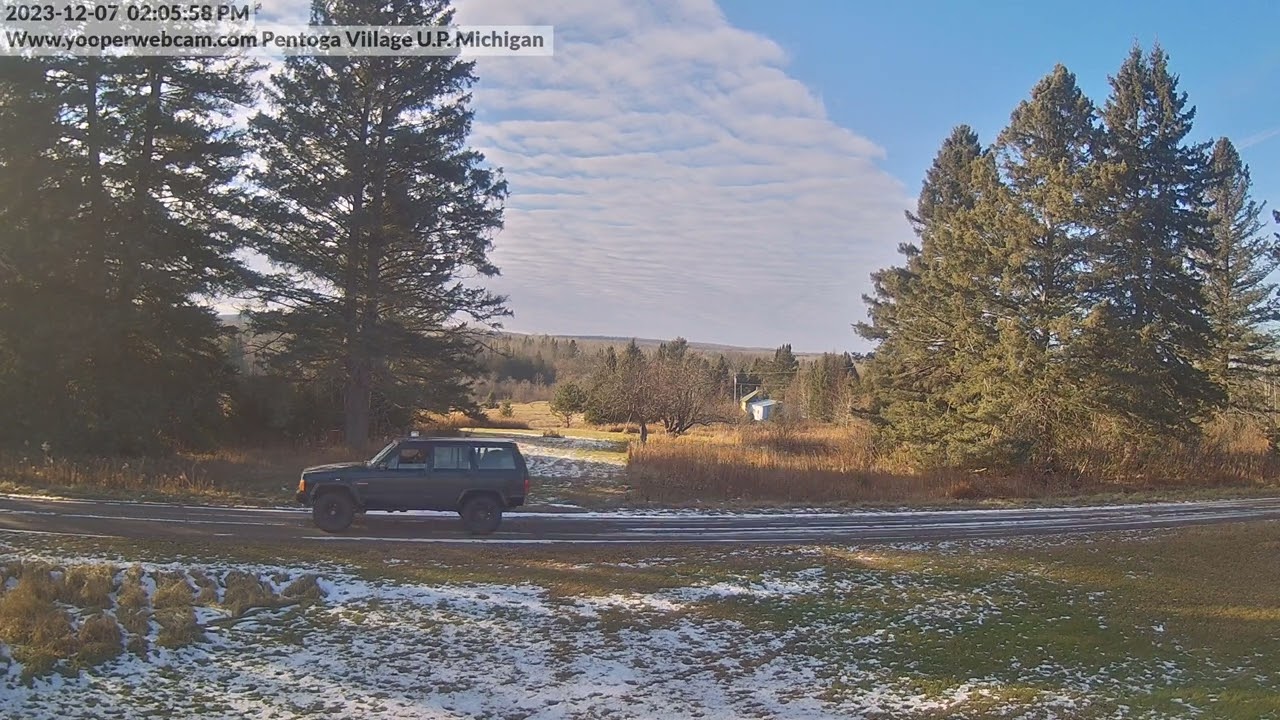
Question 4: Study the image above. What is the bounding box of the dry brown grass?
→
[432,401,642,435]
[189,570,219,604]
[58,564,114,609]
[74,613,123,669]
[221,570,288,618]
[116,565,151,656]
[419,411,530,432]
[0,564,76,679]
[625,416,1280,505]
[282,574,325,603]
[0,443,360,505]
[0,562,326,678]
[153,573,202,648]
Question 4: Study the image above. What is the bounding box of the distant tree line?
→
[540,338,864,438]
[0,0,505,453]
[857,44,1280,470]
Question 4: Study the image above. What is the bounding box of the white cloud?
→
[227,0,914,351]
[455,0,913,351]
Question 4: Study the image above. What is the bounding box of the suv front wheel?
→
[460,494,503,535]
[312,491,356,533]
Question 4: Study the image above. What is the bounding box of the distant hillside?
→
[218,315,830,360]
[498,332,827,360]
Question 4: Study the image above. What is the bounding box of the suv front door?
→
[362,441,431,510]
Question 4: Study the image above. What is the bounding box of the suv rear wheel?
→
[312,491,356,533]
[460,494,503,535]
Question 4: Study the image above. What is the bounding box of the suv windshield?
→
[367,441,397,467]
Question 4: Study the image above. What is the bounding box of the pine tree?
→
[856,125,1001,462]
[760,343,798,397]
[1200,137,1280,410]
[0,56,258,452]
[801,354,849,422]
[1082,44,1222,434]
[984,64,1101,465]
[550,381,587,427]
[248,0,508,449]
[711,355,733,398]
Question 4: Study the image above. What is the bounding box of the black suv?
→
[295,437,529,535]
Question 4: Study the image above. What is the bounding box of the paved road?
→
[1,493,1278,545]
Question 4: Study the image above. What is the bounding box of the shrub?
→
[282,574,325,603]
[0,566,78,679]
[74,614,123,668]
[59,565,115,609]
[221,571,286,617]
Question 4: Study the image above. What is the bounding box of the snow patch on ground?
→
[511,439,626,480]
[0,550,1121,720]
[1,539,1249,720]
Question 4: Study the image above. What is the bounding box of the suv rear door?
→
[473,443,521,495]
[424,442,473,510]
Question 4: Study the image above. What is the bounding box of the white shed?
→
[748,399,779,421]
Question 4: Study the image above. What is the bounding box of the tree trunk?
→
[344,356,372,451]
[638,420,648,444]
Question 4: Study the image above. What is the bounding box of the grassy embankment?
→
[1,521,1277,717]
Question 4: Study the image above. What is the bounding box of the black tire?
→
[312,491,355,533]
[459,494,503,535]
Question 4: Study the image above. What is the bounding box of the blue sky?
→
[723,0,1280,212]
[253,0,1280,353]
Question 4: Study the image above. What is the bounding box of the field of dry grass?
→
[445,401,642,438]
[0,445,360,506]
[625,415,1280,505]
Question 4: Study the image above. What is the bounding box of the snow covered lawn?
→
[1,523,1278,719]
[480,434,629,482]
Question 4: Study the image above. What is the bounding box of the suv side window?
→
[474,445,517,470]
[388,442,430,469]
[431,445,469,471]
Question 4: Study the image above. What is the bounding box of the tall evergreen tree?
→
[1082,44,1222,433]
[0,56,258,453]
[248,0,508,449]
[1200,137,1280,410]
[771,344,798,375]
[856,125,1002,461]
[984,64,1101,465]
[711,354,733,398]
[800,353,859,422]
